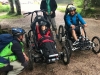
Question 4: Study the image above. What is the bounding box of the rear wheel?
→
[92,36,100,54]
[25,34,29,48]
[65,39,72,57]
[58,25,64,43]
[62,46,70,65]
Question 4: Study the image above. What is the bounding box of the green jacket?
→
[0,42,24,68]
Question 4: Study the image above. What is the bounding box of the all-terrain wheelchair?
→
[58,13,100,58]
[24,10,70,70]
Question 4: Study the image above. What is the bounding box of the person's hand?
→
[51,11,53,15]
[25,56,29,62]
[46,12,48,15]
[71,25,75,29]
[84,24,87,27]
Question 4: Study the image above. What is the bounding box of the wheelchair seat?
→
[31,15,50,31]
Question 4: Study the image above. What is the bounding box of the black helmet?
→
[12,28,25,36]
[39,21,47,26]
[67,5,76,12]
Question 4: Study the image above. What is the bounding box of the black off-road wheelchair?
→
[58,13,100,58]
[24,10,70,70]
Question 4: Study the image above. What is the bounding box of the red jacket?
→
[36,26,54,45]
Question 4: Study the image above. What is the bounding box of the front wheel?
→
[58,25,64,43]
[92,36,100,54]
[65,39,72,57]
[62,46,70,65]
[28,50,34,71]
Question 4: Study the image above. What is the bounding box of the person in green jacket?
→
[0,28,29,75]
[40,0,58,38]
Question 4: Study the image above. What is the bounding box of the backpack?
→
[0,34,13,52]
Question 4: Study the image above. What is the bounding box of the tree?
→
[8,0,14,14]
[83,0,91,10]
[91,0,100,7]
[15,0,21,15]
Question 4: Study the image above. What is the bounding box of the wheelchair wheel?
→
[58,25,64,42]
[62,46,70,65]
[92,36,100,54]
[28,50,34,71]
[25,34,29,48]
[65,39,72,57]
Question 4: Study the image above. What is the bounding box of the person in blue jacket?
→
[65,5,87,45]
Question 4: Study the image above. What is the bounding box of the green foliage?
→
[0,13,22,19]
[56,0,73,4]
[57,5,66,12]
[91,0,100,7]
[73,0,83,7]
[76,8,82,13]
[0,3,10,12]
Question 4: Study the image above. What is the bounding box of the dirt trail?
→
[0,11,100,75]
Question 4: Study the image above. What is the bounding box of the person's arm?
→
[40,1,46,11]
[66,15,76,29]
[52,0,57,12]
[77,14,87,27]
[66,15,73,27]
[23,52,29,62]
[11,42,25,63]
[40,1,43,10]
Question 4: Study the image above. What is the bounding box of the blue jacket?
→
[66,13,86,27]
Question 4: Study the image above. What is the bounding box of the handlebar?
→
[23,10,45,16]
[23,10,45,23]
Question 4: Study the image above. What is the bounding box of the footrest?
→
[49,54,58,58]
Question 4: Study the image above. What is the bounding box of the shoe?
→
[56,34,59,39]
[73,40,79,45]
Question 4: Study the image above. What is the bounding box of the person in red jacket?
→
[36,21,54,46]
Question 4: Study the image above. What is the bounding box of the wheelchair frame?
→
[24,10,70,70]
[58,14,100,58]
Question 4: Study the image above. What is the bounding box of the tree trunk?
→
[83,0,90,10]
[15,0,21,15]
[8,0,14,14]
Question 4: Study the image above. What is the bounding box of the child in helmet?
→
[36,20,54,46]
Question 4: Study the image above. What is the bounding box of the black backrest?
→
[64,14,68,30]
[31,15,50,31]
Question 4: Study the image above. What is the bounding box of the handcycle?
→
[58,14,100,57]
[23,10,70,70]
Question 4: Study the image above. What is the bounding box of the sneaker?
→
[56,34,59,39]
[73,40,79,45]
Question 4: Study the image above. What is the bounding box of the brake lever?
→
[23,12,32,18]
[24,14,29,18]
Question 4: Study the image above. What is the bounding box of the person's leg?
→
[7,61,24,75]
[69,28,79,45]
[71,29,78,41]
[51,17,57,34]
[81,29,85,38]
[76,26,85,40]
